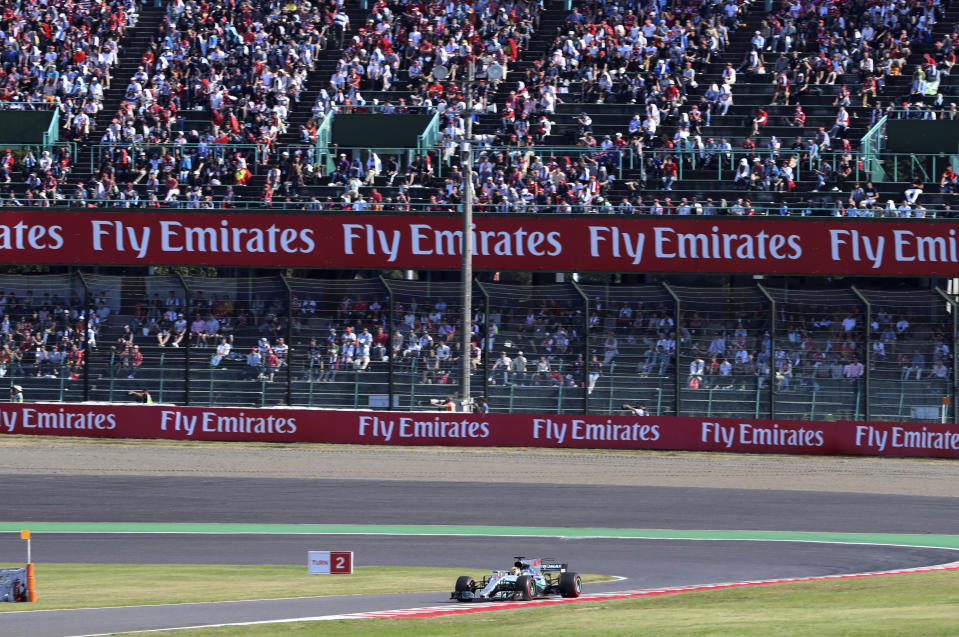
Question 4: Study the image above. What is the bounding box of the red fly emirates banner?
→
[4,211,959,275]
[3,403,959,459]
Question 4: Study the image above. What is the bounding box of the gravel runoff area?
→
[0,436,958,497]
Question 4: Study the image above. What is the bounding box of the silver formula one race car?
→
[451,557,583,602]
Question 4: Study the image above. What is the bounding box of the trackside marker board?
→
[308,551,353,574]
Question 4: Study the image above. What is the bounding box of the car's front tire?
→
[559,572,582,598]
[455,575,475,593]
[515,575,535,601]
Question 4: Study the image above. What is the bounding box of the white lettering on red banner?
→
[3,403,959,459]
[3,212,959,275]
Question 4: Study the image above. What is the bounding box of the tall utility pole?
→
[433,59,502,412]
[460,60,474,412]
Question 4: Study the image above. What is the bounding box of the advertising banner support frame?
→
[758,284,776,419]
[663,283,682,417]
[281,275,294,407]
[475,280,492,404]
[572,281,590,414]
[936,287,958,425]
[852,286,872,422]
[76,271,91,403]
[380,276,396,411]
[175,271,192,406]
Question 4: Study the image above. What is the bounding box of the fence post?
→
[475,280,492,404]
[758,283,776,419]
[158,352,166,403]
[76,271,91,402]
[281,274,294,406]
[607,361,615,414]
[108,352,116,402]
[175,272,192,406]
[410,358,417,408]
[851,286,871,422]
[380,275,395,410]
[353,370,360,409]
[571,281,590,414]
[58,362,67,402]
[935,287,958,424]
[663,283,681,417]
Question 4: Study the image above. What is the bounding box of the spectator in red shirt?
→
[661,157,678,191]
[940,167,958,193]
[791,105,807,127]
[751,108,768,136]
[127,345,143,379]
[860,75,878,107]
[265,349,280,383]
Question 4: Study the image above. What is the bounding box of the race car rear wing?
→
[515,556,567,573]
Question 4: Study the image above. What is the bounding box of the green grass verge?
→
[0,564,611,611]
[111,571,959,637]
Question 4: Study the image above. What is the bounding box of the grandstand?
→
[0,271,952,424]
[0,0,956,426]
[0,0,953,214]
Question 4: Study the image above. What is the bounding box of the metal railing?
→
[0,102,62,148]
[44,109,60,148]
[860,115,888,182]
[314,111,334,171]
[0,197,954,217]
[1,142,77,162]
[331,104,437,114]
[90,142,267,175]
[417,111,441,157]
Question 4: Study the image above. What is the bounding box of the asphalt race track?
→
[1,474,958,636]
[2,475,957,532]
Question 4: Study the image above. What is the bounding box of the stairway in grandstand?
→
[60,2,166,193]
[273,4,371,146]
[473,0,570,139]
[242,2,372,194]
[63,1,370,196]
[88,4,168,144]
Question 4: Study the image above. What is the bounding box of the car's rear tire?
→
[559,572,582,598]
[515,575,535,601]
[455,576,475,593]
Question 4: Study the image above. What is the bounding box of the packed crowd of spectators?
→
[0,288,94,381]
[81,0,339,207]
[116,0,326,145]
[303,0,541,209]
[411,0,955,215]
[84,142,328,208]
[345,0,955,216]
[0,145,73,205]
[0,0,138,138]
[311,0,538,117]
[0,0,953,215]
